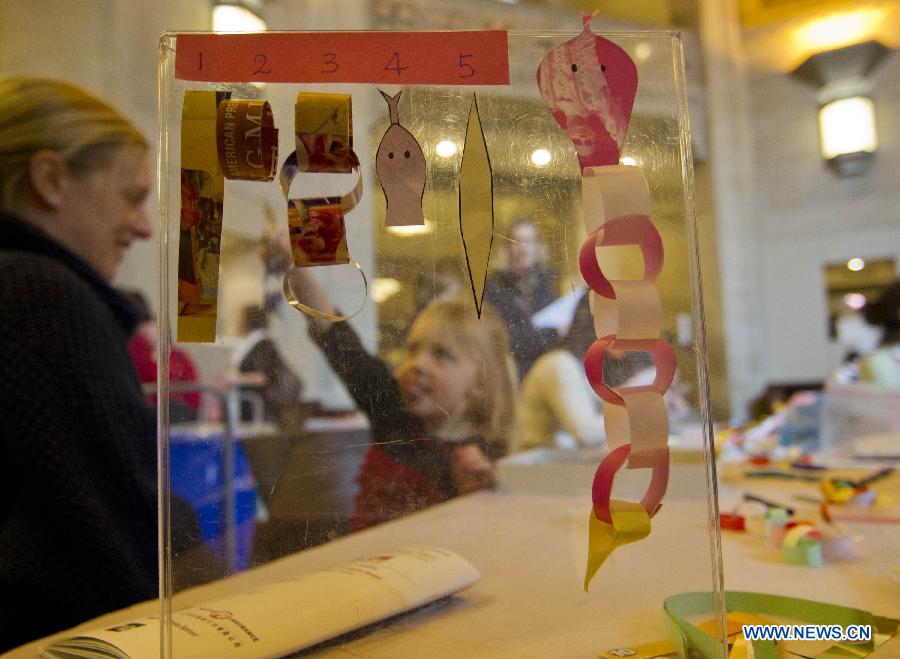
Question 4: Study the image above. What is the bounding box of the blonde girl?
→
[288,269,517,530]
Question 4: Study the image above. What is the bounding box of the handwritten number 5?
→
[322,52,339,74]
[459,52,475,78]
[252,53,272,76]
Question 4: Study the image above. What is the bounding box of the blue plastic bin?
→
[169,427,257,571]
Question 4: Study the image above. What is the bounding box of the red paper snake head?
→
[536,14,638,171]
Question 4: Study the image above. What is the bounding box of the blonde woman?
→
[0,77,166,649]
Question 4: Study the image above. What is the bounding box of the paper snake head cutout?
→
[375,90,426,227]
[536,13,638,172]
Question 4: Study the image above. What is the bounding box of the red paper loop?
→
[583,335,677,405]
[591,444,669,524]
[578,214,664,300]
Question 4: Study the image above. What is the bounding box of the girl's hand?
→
[283,267,336,334]
[452,443,496,494]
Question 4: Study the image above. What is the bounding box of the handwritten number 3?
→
[322,52,339,74]
[252,54,271,76]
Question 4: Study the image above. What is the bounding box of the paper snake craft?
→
[536,14,637,170]
[538,15,672,590]
[375,90,426,227]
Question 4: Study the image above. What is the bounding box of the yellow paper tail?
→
[585,500,651,590]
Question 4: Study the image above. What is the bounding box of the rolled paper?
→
[579,214,664,299]
[590,282,662,339]
[591,444,669,524]
[286,199,349,267]
[294,92,359,174]
[536,14,638,172]
[583,335,677,405]
[821,478,859,503]
[581,165,651,233]
[216,98,278,181]
[375,90,426,227]
[783,537,823,567]
[458,94,494,318]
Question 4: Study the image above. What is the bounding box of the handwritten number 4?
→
[385,51,408,77]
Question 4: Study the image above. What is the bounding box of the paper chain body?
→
[537,14,674,590]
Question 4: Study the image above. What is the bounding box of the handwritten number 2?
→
[252,53,271,76]
[384,51,408,77]
[459,52,474,78]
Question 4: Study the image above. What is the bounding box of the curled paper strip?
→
[282,260,368,323]
[585,500,650,591]
[578,214,664,299]
[280,92,369,322]
[584,335,676,405]
[591,444,669,524]
[295,92,359,174]
[216,98,278,181]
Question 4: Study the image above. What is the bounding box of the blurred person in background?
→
[484,218,559,379]
[860,281,900,388]
[124,289,201,422]
[0,76,202,650]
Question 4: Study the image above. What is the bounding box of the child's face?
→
[396,315,480,430]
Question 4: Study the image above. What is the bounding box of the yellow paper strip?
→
[178,91,225,343]
[586,500,651,590]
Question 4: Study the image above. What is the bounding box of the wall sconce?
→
[212,0,267,32]
[792,40,890,177]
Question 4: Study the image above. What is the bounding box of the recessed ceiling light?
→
[436,140,457,158]
[530,148,551,167]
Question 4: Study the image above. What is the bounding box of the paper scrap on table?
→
[177,90,226,343]
[536,16,638,172]
[531,287,587,329]
[585,500,650,590]
[458,95,494,317]
[375,90,426,227]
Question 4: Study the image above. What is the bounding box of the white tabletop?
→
[10,463,899,657]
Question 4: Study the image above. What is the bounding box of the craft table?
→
[11,461,899,658]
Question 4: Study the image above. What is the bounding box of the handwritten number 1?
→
[198,52,203,71]
[252,53,271,76]
[384,51,408,77]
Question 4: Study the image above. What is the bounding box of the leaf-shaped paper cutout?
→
[458,95,494,318]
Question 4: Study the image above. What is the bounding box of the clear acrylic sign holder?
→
[158,29,725,658]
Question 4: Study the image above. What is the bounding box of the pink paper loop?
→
[578,214,664,300]
[591,444,670,524]
[583,335,677,405]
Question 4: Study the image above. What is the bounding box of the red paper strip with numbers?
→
[174,31,509,85]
